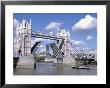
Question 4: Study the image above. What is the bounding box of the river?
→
[14,63,97,75]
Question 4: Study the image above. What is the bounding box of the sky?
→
[13,13,97,53]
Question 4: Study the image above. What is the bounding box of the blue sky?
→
[13,13,97,51]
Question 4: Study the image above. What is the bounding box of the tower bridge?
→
[15,18,96,68]
[15,18,69,68]
[31,32,65,63]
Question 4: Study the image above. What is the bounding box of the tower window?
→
[25,23,26,27]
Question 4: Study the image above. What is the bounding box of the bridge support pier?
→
[63,55,76,66]
[16,55,35,68]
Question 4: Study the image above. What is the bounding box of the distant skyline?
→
[13,13,97,52]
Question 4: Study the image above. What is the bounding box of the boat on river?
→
[72,65,91,69]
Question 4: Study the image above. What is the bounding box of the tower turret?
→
[67,29,70,37]
[30,19,32,25]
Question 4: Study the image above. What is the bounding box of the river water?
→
[14,63,97,75]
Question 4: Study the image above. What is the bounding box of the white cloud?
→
[71,39,86,46]
[49,32,53,36]
[46,22,61,30]
[86,35,94,41]
[14,18,19,30]
[72,15,97,32]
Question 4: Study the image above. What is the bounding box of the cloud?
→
[71,39,86,46]
[86,35,94,41]
[49,32,53,36]
[14,18,19,30]
[46,22,61,30]
[72,15,97,32]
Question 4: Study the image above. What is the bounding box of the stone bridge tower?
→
[15,18,35,68]
[58,28,76,66]
[16,18,31,56]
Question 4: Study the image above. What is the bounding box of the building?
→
[16,18,31,57]
[56,28,76,65]
[15,18,35,68]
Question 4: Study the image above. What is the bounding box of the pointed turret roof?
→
[67,29,70,37]
[60,28,67,36]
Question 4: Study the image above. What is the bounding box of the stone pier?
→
[63,55,76,66]
[16,55,35,68]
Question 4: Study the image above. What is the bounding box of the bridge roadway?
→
[31,32,64,40]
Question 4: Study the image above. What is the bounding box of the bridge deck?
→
[31,32,64,40]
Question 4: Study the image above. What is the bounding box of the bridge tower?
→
[58,28,76,65]
[16,18,31,56]
[58,28,70,56]
[15,18,35,68]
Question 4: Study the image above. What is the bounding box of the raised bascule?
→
[15,18,96,68]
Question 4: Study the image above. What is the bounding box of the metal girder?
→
[31,32,64,40]
[31,41,42,53]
